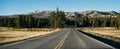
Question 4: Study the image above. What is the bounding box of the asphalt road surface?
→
[0,28,115,49]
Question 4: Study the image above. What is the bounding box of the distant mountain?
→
[65,10,118,18]
[29,11,53,18]
[80,10,118,18]
[0,10,119,18]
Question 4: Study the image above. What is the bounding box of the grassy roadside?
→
[78,27,120,48]
[0,27,60,44]
[80,27,120,42]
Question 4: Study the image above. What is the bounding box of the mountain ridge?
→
[0,10,119,18]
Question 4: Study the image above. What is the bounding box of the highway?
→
[0,28,115,49]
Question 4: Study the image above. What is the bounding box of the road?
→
[0,28,115,49]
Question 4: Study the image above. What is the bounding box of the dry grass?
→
[0,27,60,43]
[81,27,120,38]
[81,27,120,42]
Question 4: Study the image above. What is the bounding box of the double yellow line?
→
[54,29,71,49]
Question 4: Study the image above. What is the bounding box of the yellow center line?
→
[54,29,71,49]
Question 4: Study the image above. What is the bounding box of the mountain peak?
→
[0,10,119,18]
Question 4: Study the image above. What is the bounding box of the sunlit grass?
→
[82,27,120,38]
[0,27,60,43]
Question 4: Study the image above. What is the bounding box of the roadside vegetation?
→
[0,27,60,43]
[81,27,120,42]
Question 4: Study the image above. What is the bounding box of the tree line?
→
[74,17,118,27]
[0,8,66,28]
[0,9,120,28]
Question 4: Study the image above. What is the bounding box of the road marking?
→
[54,29,71,49]
[75,29,115,49]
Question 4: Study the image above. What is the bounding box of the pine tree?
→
[37,19,40,27]
[116,13,120,29]
[15,16,20,28]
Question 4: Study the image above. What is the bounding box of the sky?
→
[0,0,119,15]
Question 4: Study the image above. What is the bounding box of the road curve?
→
[0,28,115,49]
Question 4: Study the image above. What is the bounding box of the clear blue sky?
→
[0,0,119,15]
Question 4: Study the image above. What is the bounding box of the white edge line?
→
[0,36,41,48]
[76,29,116,49]
[0,29,64,48]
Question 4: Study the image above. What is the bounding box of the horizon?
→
[0,10,119,16]
[0,0,120,15]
